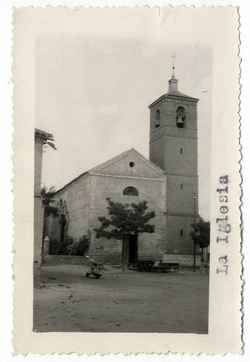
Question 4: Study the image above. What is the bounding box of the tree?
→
[94,198,156,271]
[41,186,59,218]
[190,217,210,261]
[65,235,90,256]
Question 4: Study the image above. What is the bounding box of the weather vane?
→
[171,54,177,77]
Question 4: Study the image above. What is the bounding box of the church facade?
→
[46,72,199,265]
[47,149,167,264]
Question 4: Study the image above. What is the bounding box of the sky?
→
[35,8,212,220]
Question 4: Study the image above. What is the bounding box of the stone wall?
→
[44,216,60,244]
[165,215,199,255]
[164,137,198,176]
[47,174,91,245]
[149,136,166,171]
[43,255,87,266]
[166,175,198,215]
[43,253,201,267]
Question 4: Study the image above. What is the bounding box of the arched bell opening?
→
[176,106,186,128]
[154,109,161,128]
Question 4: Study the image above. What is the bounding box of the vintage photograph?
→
[12,6,241,354]
[33,10,212,334]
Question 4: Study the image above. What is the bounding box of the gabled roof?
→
[89,148,165,176]
[54,148,165,195]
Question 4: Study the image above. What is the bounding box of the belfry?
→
[149,69,199,257]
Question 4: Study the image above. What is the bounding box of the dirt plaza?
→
[34,265,209,334]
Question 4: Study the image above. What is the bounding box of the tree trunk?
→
[201,247,204,262]
[122,237,125,272]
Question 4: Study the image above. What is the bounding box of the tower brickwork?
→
[149,74,199,255]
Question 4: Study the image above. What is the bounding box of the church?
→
[46,70,199,266]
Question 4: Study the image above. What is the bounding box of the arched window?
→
[154,109,160,128]
[176,106,185,128]
[123,187,139,196]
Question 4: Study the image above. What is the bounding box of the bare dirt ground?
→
[34,265,209,333]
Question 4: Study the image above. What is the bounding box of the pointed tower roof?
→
[149,71,199,109]
[167,74,197,99]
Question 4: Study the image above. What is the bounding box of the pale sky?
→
[35,9,212,220]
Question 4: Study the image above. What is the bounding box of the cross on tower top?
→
[171,54,177,77]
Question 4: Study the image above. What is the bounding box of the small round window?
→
[129,161,135,168]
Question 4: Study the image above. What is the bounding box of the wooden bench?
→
[153,262,180,274]
[129,260,155,272]
[129,261,179,273]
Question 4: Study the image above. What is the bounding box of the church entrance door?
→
[128,234,138,263]
[122,234,138,270]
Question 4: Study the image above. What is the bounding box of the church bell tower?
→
[149,68,199,256]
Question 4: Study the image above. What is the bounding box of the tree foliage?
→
[41,186,59,217]
[94,198,155,240]
[190,217,210,249]
[65,235,90,256]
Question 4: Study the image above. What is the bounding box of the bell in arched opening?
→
[176,106,185,128]
[154,109,161,128]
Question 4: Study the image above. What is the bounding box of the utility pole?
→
[193,193,197,272]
